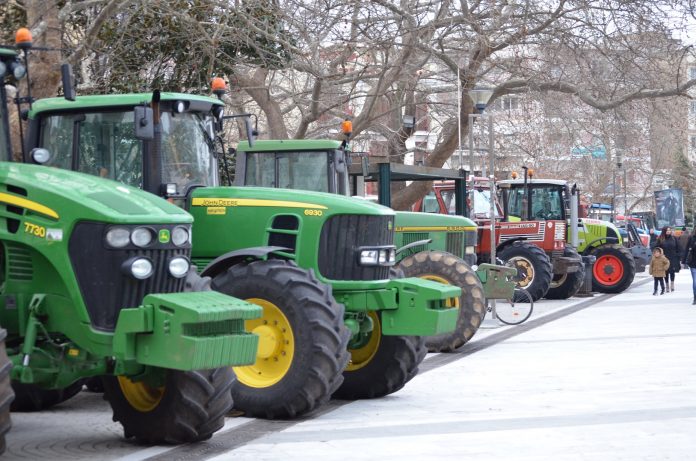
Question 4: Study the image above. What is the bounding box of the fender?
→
[201,246,291,279]
[495,236,526,254]
[581,236,619,255]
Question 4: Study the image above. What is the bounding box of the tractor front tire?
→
[103,367,234,444]
[0,328,13,455]
[212,259,350,419]
[399,250,486,352]
[544,246,585,300]
[10,380,83,412]
[332,311,426,400]
[498,242,553,301]
[591,244,636,293]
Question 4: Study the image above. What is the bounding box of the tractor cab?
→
[234,139,350,195]
[26,94,222,200]
[497,179,570,223]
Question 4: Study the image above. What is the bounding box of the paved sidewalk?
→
[211,271,696,461]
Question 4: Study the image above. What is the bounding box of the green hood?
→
[0,162,191,225]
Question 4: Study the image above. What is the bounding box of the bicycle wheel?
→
[492,289,533,325]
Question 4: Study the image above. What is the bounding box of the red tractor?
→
[416,177,584,301]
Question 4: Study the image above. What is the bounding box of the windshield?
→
[245,151,331,192]
[528,186,564,220]
[160,112,218,193]
[505,185,564,221]
[467,189,502,218]
[38,110,217,192]
[40,111,143,186]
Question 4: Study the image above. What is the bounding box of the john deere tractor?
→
[0,46,264,449]
[23,83,460,418]
[497,178,648,293]
[233,138,493,352]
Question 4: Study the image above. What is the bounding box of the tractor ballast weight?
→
[25,92,460,418]
[497,178,641,293]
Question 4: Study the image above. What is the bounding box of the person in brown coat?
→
[649,247,670,295]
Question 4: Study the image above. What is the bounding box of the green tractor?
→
[0,48,264,448]
[497,177,649,293]
[233,138,509,351]
[24,89,460,417]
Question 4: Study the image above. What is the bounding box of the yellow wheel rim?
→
[117,376,164,413]
[420,274,460,309]
[234,298,295,388]
[346,311,381,371]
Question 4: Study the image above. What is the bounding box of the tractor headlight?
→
[10,61,26,80]
[359,247,396,266]
[169,257,190,278]
[106,227,131,248]
[123,257,153,280]
[360,250,378,265]
[172,226,190,246]
[465,245,476,255]
[131,227,154,247]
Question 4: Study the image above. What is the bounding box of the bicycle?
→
[487,288,534,325]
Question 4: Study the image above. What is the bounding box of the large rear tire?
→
[399,250,486,352]
[498,242,553,301]
[103,367,234,444]
[544,246,585,300]
[332,311,426,400]
[212,259,350,419]
[590,244,636,293]
[10,381,83,412]
[0,328,13,455]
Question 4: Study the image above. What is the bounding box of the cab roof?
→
[497,179,569,186]
[29,92,222,117]
[237,139,342,152]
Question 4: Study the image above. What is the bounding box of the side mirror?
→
[244,117,255,148]
[61,63,76,101]
[335,150,346,174]
[361,156,369,178]
[134,106,154,140]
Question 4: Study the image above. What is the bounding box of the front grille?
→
[69,222,189,331]
[319,214,394,281]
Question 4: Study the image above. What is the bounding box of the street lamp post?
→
[468,87,498,321]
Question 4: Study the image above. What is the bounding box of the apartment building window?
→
[690,67,696,80]
[690,101,696,115]
[690,135,696,149]
[498,96,519,111]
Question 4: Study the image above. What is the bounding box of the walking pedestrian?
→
[649,228,657,249]
[656,226,682,292]
[682,227,696,304]
[678,226,689,254]
[649,247,669,295]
